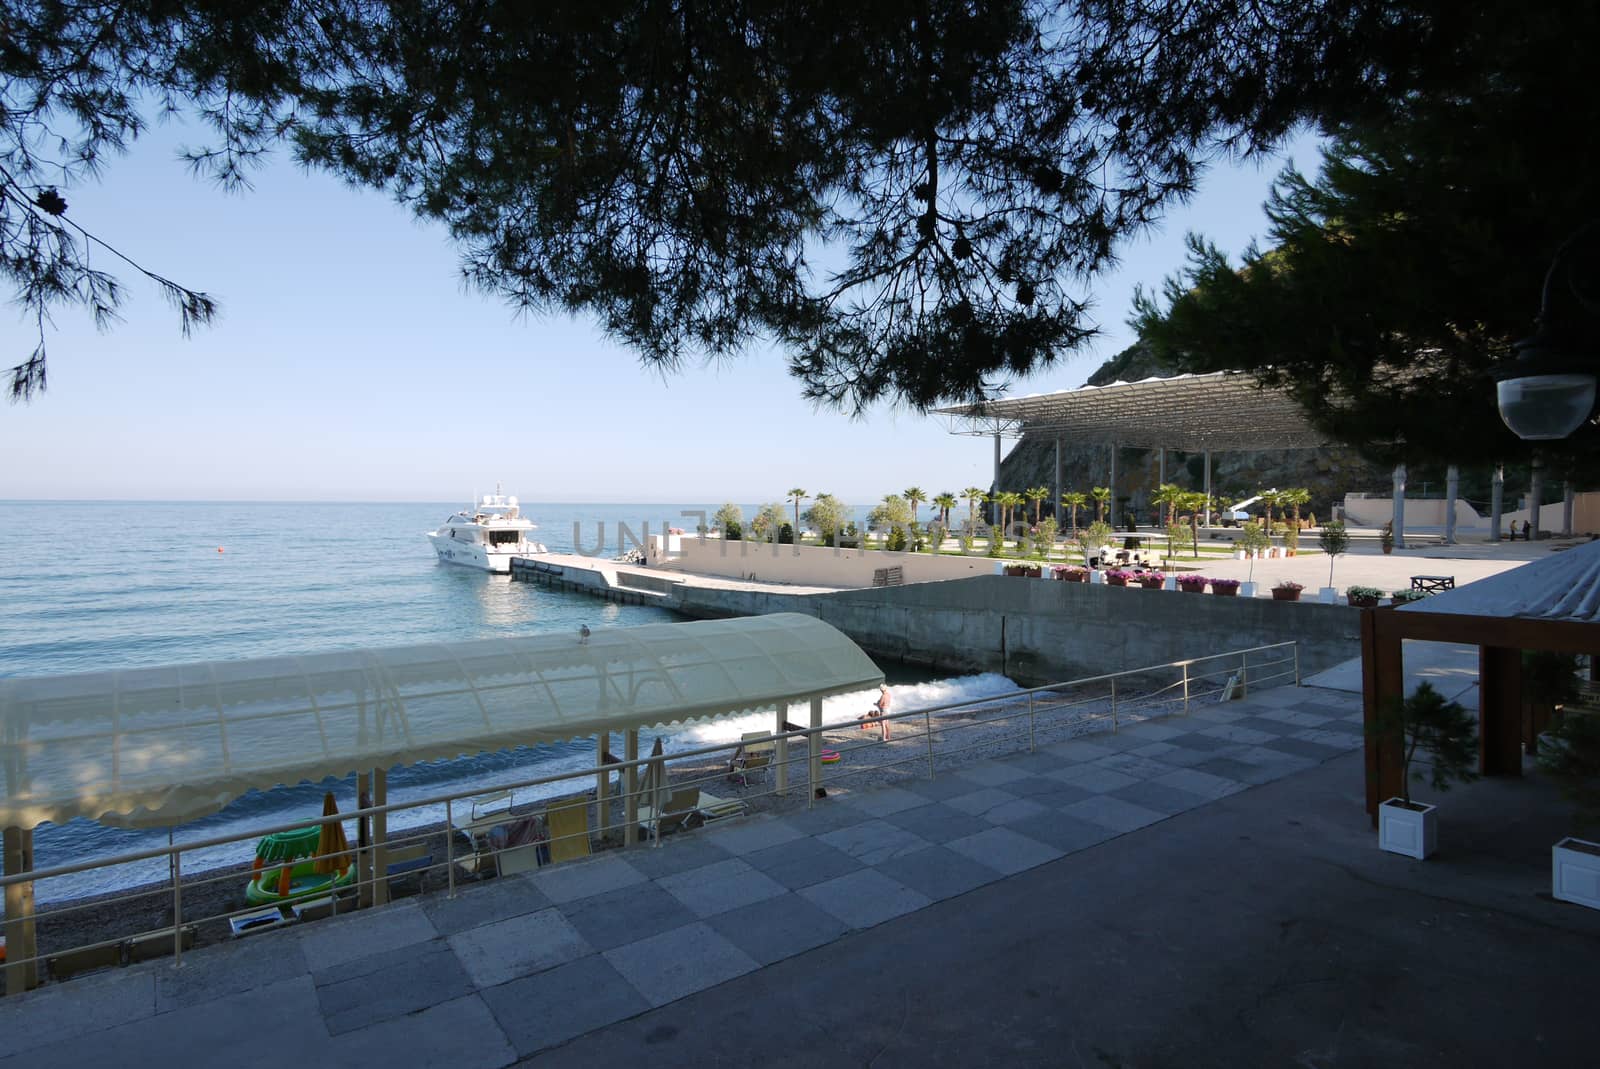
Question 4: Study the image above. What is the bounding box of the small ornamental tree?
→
[1239,523,1270,582]
[1371,681,1479,806]
[1539,703,1600,832]
[714,502,744,540]
[1319,521,1350,588]
[804,493,847,545]
[1060,491,1088,535]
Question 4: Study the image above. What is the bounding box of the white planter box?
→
[1162,576,1176,590]
[1089,571,1104,584]
[1240,582,1258,598]
[1234,549,1245,560]
[1317,587,1338,604]
[1379,798,1437,859]
[1553,837,1600,909]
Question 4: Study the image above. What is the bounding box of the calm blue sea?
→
[0,501,1013,899]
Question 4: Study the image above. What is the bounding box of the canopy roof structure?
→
[937,372,1326,451]
[1397,539,1600,623]
[0,613,883,831]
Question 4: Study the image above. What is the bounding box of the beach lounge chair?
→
[545,799,592,864]
[728,732,775,786]
[697,791,749,824]
[47,943,124,980]
[123,925,197,963]
[639,787,702,844]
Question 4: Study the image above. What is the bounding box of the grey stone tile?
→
[1025,782,1098,810]
[1095,752,1182,780]
[1040,739,1122,762]
[603,921,758,1007]
[1229,716,1309,736]
[874,843,1003,901]
[943,786,1023,817]
[782,799,871,833]
[1112,719,1190,742]
[1197,724,1281,746]
[981,797,1051,825]
[11,976,323,1069]
[1162,731,1241,753]
[882,802,993,844]
[1255,707,1334,727]
[798,868,933,929]
[481,954,649,1057]
[1003,811,1118,854]
[657,858,789,918]
[298,898,438,973]
[1195,756,1276,784]
[1003,774,1080,798]
[705,892,851,966]
[1187,707,1250,724]
[1153,767,1249,800]
[954,760,1033,787]
[842,785,930,817]
[154,926,310,1012]
[1003,749,1078,774]
[1045,764,1139,793]
[0,964,154,1059]
[701,815,806,855]
[901,773,994,802]
[819,818,932,865]
[1211,749,1317,785]
[328,994,514,1068]
[1262,735,1348,761]
[1109,780,1210,815]
[1060,795,1167,834]
[617,834,736,879]
[448,907,591,988]
[419,872,550,936]
[1236,686,1310,708]
[561,882,699,952]
[318,940,473,1035]
[741,835,865,889]
[1293,727,1365,749]
[944,826,1064,876]
[528,854,647,904]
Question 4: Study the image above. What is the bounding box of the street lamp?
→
[1497,222,1600,441]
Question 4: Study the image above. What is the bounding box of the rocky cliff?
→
[998,343,1391,521]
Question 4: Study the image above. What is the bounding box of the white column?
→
[623,729,639,847]
[809,697,824,800]
[1053,439,1064,524]
[595,732,611,841]
[1529,457,1544,539]
[1444,465,1459,544]
[1157,447,1166,486]
[992,432,1002,525]
[1203,451,1213,528]
[371,768,389,906]
[1392,464,1407,549]
[1564,481,1576,536]
[1490,465,1504,541]
[3,826,37,994]
[1108,444,1118,527]
[775,704,789,797]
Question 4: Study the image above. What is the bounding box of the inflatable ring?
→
[820,750,841,764]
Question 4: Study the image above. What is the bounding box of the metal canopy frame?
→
[937,372,1326,452]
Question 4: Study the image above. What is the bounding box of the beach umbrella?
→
[640,737,666,812]
[313,792,352,876]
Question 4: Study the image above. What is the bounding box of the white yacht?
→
[428,487,548,572]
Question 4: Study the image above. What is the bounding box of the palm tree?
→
[1259,489,1281,528]
[1060,491,1087,535]
[963,487,988,526]
[1090,486,1111,524]
[933,492,957,528]
[1025,485,1051,525]
[1151,483,1182,527]
[1177,490,1208,556]
[787,488,806,538]
[902,487,925,524]
[998,492,1025,543]
[1282,487,1311,529]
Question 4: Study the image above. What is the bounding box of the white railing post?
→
[1111,678,1118,732]
[1182,663,1190,716]
[170,830,183,968]
[1028,691,1037,752]
[925,710,936,779]
[1293,643,1301,686]
[1240,653,1249,699]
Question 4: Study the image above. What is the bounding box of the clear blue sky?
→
[0,115,1320,504]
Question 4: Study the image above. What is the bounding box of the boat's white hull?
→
[428,533,538,573]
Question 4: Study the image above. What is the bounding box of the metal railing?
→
[0,641,1299,989]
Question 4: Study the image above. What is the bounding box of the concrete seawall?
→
[512,556,1360,685]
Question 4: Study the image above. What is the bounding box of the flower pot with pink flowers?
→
[1055,566,1088,582]
[1104,569,1134,587]
[1176,574,1207,593]
[1136,572,1165,589]
[1271,581,1303,602]
[1209,578,1241,597]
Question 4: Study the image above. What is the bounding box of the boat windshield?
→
[487,530,522,547]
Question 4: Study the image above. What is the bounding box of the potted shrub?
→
[1283,524,1299,557]
[1210,577,1241,597]
[1389,589,1428,604]
[1539,703,1600,909]
[1104,569,1134,587]
[1136,572,1165,589]
[1318,521,1349,602]
[1346,585,1383,608]
[1372,681,1479,859]
[1055,566,1088,582]
[1381,520,1395,555]
[1176,574,1207,593]
[1271,580,1303,602]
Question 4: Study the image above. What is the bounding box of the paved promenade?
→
[4,670,1596,1067]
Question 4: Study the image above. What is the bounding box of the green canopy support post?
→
[3,826,37,995]
[808,697,823,806]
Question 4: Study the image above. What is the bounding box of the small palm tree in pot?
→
[1372,682,1479,859]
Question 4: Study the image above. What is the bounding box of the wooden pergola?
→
[1361,542,1600,823]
